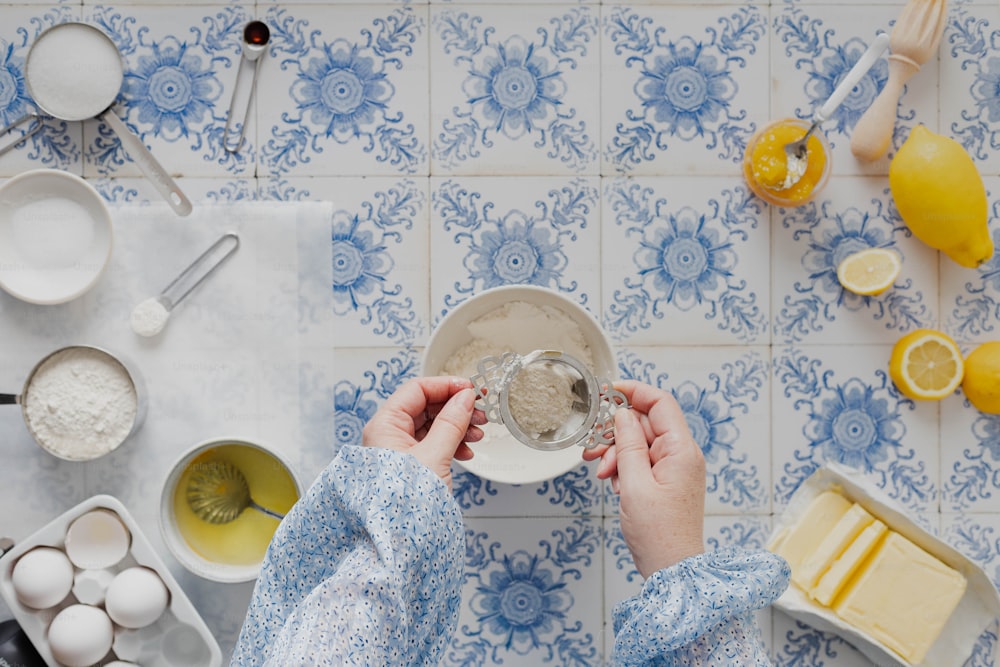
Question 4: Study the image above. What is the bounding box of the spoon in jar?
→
[130,232,239,337]
[778,32,890,190]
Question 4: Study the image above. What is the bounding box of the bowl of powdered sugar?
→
[423,285,616,484]
[4,346,146,461]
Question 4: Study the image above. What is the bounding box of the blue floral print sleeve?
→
[229,445,465,667]
[231,445,786,666]
[612,547,791,666]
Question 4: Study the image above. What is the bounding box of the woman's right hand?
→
[584,380,707,578]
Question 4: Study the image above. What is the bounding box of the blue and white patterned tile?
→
[941,3,1000,176]
[601,176,770,346]
[772,344,939,517]
[429,175,601,321]
[261,176,430,347]
[941,388,1000,513]
[453,461,602,519]
[941,513,1000,666]
[90,176,257,205]
[81,5,254,180]
[602,515,774,665]
[0,4,82,177]
[600,4,769,176]
[609,345,772,515]
[942,181,1000,343]
[256,4,430,177]
[770,4,933,176]
[330,345,417,454]
[429,5,600,176]
[453,517,603,666]
[771,177,939,345]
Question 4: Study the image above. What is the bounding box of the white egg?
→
[64,509,131,569]
[104,567,169,629]
[11,546,73,609]
[47,604,114,667]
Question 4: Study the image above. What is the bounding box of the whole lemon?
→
[963,342,1000,414]
[889,125,993,268]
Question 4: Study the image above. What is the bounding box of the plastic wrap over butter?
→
[768,463,1000,667]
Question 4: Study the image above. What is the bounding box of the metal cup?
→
[1,345,147,461]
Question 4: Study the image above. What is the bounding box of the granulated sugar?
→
[443,300,593,438]
[23,348,137,460]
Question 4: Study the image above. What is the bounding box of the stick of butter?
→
[811,518,887,606]
[833,531,967,664]
[792,502,875,592]
[768,490,851,572]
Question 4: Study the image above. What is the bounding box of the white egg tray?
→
[0,494,222,667]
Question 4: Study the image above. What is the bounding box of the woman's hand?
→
[362,376,486,490]
[584,380,706,578]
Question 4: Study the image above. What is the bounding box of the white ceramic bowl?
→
[422,285,616,484]
[159,437,302,583]
[0,169,112,304]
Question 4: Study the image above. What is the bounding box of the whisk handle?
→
[250,501,285,521]
[850,55,920,162]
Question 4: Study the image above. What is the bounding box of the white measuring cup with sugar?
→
[0,23,192,216]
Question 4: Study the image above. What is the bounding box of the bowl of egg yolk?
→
[159,438,302,583]
[743,118,832,207]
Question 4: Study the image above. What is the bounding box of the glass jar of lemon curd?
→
[743,118,832,207]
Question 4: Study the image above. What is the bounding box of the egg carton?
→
[0,494,222,667]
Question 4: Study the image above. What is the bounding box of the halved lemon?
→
[889,329,964,400]
[836,248,902,296]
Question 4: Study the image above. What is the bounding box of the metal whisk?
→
[186,460,285,525]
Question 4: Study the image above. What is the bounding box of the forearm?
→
[612,547,790,666]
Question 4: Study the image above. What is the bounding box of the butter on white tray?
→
[0,494,221,667]
[769,463,1000,667]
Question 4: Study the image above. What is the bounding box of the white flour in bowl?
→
[23,348,137,460]
[442,300,594,438]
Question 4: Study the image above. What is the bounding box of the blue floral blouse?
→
[231,446,790,666]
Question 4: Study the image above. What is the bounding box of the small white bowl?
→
[159,437,302,583]
[422,285,616,485]
[0,169,112,304]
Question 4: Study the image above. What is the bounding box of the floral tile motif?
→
[82,5,253,179]
[601,176,769,345]
[453,461,602,520]
[429,176,601,320]
[608,346,771,515]
[600,4,768,175]
[941,388,1000,513]
[262,176,431,347]
[941,4,1000,175]
[771,177,939,345]
[429,6,600,175]
[942,181,1000,344]
[257,4,430,176]
[772,345,939,516]
[0,5,81,177]
[769,4,932,176]
[453,518,602,666]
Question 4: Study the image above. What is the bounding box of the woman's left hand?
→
[362,376,486,489]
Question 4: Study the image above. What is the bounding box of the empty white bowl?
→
[422,285,616,484]
[0,169,112,304]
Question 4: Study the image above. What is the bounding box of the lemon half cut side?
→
[837,248,902,296]
[889,329,964,401]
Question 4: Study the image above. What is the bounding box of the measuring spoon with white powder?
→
[131,233,239,337]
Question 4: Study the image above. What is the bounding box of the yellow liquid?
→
[171,444,299,566]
